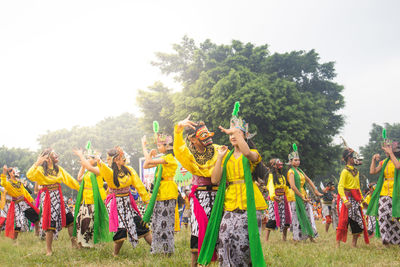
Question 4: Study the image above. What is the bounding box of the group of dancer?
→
[1,102,400,267]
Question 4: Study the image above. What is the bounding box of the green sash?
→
[292,167,314,237]
[198,150,266,267]
[142,165,163,223]
[73,172,112,243]
[367,158,400,237]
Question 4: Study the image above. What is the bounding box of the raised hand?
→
[219,125,241,136]
[217,145,228,158]
[382,144,393,155]
[73,148,84,159]
[372,153,380,162]
[177,114,197,131]
[3,165,8,175]
[141,135,147,147]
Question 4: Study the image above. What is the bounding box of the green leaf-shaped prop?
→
[293,143,298,152]
[153,121,159,134]
[382,128,387,140]
[232,101,240,116]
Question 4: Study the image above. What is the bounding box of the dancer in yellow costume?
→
[142,128,178,254]
[27,148,79,256]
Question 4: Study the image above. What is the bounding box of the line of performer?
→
[1,102,400,266]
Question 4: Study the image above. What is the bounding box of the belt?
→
[196,185,219,191]
[43,184,60,191]
[275,188,285,196]
[228,180,245,185]
[162,177,174,181]
[384,178,394,181]
[12,196,24,203]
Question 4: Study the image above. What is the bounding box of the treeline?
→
[2,37,396,195]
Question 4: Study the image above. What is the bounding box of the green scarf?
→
[367,158,400,237]
[142,165,163,223]
[198,151,266,267]
[292,167,315,237]
[73,172,112,243]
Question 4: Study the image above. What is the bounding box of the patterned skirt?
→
[14,201,31,232]
[217,210,263,267]
[76,204,95,248]
[338,195,364,234]
[190,189,216,250]
[106,195,149,248]
[151,199,176,254]
[290,201,318,241]
[266,196,290,231]
[39,190,73,240]
[378,196,400,244]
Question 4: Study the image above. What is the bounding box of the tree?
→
[136,81,177,135]
[37,113,143,197]
[146,36,345,180]
[0,146,38,176]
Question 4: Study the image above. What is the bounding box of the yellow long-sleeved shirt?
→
[338,165,363,203]
[222,149,267,211]
[26,165,79,191]
[379,160,395,197]
[266,173,289,201]
[1,174,33,203]
[173,125,220,178]
[80,172,107,205]
[287,168,307,198]
[157,154,179,201]
[98,163,150,203]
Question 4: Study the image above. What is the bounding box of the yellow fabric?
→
[287,168,307,198]
[173,125,221,177]
[157,154,179,201]
[222,149,267,211]
[286,188,295,202]
[266,173,289,201]
[81,172,107,204]
[338,165,362,203]
[364,194,371,205]
[27,165,79,191]
[380,160,395,197]
[0,189,6,210]
[98,162,150,203]
[174,201,180,232]
[1,174,33,203]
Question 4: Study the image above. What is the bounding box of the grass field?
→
[1,222,400,267]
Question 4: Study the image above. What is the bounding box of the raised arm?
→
[73,149,100,176]
[211,146,228,185]
[304,173,323,197]
[218,126,259,162]
[382,144,400,169]
[370,154,382,175]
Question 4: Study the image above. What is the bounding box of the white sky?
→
[1,0,399,151]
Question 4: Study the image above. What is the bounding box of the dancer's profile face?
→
[292,158,300,167]
[157,143,166,154]
[50,152,59,164]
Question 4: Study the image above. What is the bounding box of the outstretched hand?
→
[219,125,241,136]
[141,136,147,147]
[382,144,393,155]
[73,148,84,158]
[177,114,197,131]
[3,165,8,175]
[217,145,228,159]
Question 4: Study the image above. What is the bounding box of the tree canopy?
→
[138,36,345,179]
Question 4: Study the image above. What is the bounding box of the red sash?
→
[42,184,66,230]
[336,189,369,244]
[5,197,39,239]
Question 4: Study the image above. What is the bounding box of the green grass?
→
[1,222,400,266]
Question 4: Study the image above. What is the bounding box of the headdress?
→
[84,141,100,159]
[340,136,362,165]
[288,143,300,162]
[153,121,173,149]
[382,128,400,152]
[230,101,256,139]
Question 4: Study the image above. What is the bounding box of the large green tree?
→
[140,36,345,180]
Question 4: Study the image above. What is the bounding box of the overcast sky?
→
[1,0,399,151]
